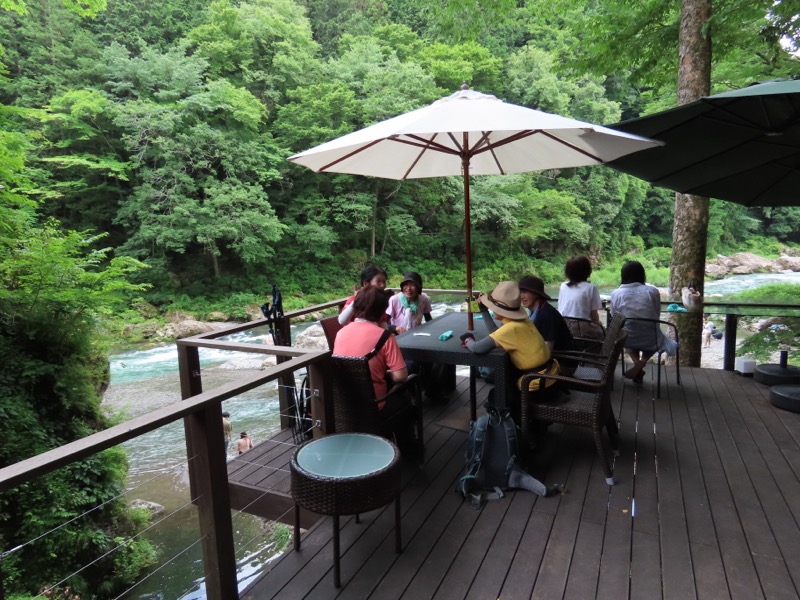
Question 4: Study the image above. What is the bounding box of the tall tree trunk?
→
[669,0,712,367]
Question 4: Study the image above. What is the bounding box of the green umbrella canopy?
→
[606,79,800,207]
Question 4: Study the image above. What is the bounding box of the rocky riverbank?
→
[705,251,800,278]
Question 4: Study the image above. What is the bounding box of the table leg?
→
[394,495,402,553]
[469,366,477,422]
[333,515,341,588]
[294,502,300,550]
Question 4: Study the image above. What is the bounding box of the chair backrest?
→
[320,315,344,350]
[564,316,606,353]
[623,317,679,354]
[329,354,382,435]
[599,312,626,358]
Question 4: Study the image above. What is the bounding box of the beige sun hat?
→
[477,281,527,320]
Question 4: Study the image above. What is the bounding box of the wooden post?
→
[307,359,330,437]
[178,343,203,502]
[178,342,238,599]
[185,406,238,600]
[274,315,295,430]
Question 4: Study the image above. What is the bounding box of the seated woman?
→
[386,271,433,335]
[333,285,408,402]
[387,271,451,399]
[609,260,678,383]
[460,281,559,409]
[338,264,389,325]
[518,275,573,352]
[557,256,604,338]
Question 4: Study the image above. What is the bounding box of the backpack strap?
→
[365,329,392,360]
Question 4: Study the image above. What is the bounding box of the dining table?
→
[395,311,509,422]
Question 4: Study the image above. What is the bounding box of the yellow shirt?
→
[490,318,557,390]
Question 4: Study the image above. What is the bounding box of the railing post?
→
[275,315,296,430]
[307,358,331,437]
[723,314,738,371]
[185,406,238,600]
[178,342,238,599]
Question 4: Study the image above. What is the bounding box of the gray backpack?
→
[456,404,560,509]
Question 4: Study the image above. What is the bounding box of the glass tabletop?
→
[296,433,395,478]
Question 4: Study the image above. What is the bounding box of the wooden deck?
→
[233,365,800,599]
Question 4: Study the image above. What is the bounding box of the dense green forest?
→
[2,0,800,596]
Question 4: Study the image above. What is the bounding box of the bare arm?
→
[389,367,408,383]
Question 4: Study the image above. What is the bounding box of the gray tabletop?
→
[395,312,509,418]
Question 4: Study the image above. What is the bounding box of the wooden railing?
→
[0,303,337,600]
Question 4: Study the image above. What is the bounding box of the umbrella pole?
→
[463,141,474,332]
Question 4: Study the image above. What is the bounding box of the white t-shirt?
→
[557,281,602,320]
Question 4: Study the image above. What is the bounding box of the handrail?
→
[0,350,327,492]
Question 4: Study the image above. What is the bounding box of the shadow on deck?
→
[231,364,800,599]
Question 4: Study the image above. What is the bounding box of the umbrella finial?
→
[460,81,470,90]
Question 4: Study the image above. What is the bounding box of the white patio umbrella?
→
[288,86,660,329]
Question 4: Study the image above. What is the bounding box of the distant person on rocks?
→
[222,411,233,453]
[704,318,715,347]
[237,432,254,454]
[338,265,389,325]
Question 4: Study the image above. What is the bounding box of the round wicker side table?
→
[290,433,403,588]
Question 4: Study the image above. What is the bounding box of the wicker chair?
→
[329,355,424,462]
[520,328,627,485]
[554,312,626,384]
[620,317,681,399]
[562,316,606,354]
[320,315,344,350]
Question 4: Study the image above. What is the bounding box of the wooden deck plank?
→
[655,366,700,600]
[691,367,764,600]
[630,530,662,600]
[238,366,800,600]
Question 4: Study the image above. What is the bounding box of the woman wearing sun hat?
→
[459,281,559,406]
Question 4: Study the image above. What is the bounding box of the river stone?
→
[130,499,165,515]
[776,255,800,271]
[295,323,328,350]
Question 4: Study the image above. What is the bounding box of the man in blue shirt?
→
[518,276,574,352]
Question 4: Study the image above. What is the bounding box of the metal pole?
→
[723,314,738,371]
[463,133,474,331]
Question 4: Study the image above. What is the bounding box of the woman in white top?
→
[557,256,603,327]
[609,260,677,383]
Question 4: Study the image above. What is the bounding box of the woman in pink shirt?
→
[333,285,407,400]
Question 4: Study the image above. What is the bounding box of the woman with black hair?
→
[338,264,389,325]
[557,256,603,329]
[610,260,677,383]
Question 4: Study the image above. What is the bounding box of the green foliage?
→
[737,317,800,365]
[726,283,800,305]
